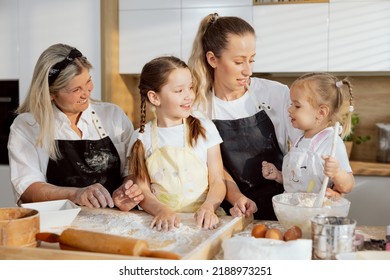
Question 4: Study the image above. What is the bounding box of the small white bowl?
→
[21,199,80,231]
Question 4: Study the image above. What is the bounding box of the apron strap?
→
[151,118,189,150]
[209,86,272,119]
[309,127,333,151]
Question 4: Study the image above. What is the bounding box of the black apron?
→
[46,133,122,195]
[213,109,284,220]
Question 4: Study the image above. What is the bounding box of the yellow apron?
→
[146,119,209,212]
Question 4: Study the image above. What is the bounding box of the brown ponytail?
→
[188,13,255,112]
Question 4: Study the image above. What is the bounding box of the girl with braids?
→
[262,73,355,196]
[130,56,226,232]
[188,13,300,220]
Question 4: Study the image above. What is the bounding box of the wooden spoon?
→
[313,122,340,208]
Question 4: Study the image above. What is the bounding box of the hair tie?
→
[210,13,219,24]
[349,105,354,112]
[336,81,343,88]
[137,132,144,142]
[48,48,83,86]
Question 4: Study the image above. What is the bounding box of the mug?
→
[311,215,356,260]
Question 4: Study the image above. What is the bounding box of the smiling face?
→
[208,33,256,98]
[151,68,194,127]
[50,67,93,119]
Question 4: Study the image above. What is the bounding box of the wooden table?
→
[0,207,385,260]
[0,207,251,260]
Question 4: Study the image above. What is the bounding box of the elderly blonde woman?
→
[8,43,143,210]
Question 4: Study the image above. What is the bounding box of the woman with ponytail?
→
[129,56,226,231]
[188,14,301,220]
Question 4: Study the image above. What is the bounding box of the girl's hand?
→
[262,161,278,180]
[229,196,258,218]
[150,208,180,232]
[194,206,219,230]
[322,155,341,178]
[113,180,144,211]
[326,188,343,198]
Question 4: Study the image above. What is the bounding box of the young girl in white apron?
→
[262,73,355,196]
[129,56,226,232]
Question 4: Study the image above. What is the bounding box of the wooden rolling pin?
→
[36,228,181,259]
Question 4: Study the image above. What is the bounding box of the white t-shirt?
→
[195,77,302,155]
[130,117,222,163]
[8,102,134,203]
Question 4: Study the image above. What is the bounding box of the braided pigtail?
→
[336,79,354,139]
[129,94,149,182]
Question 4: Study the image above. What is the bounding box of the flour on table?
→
[70,207,231,256]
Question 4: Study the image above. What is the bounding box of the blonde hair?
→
[130,56,206,181]
[17,43,92,160]
[188,13,255,110]
[291,72,354,138]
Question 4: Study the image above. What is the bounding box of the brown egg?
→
[283,225,303,241]
[251,223,268,238]
[265,228,283,240]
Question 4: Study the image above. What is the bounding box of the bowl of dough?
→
[272,193,351,238]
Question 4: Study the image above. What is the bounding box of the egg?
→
[283,225,303,241]
[251,223,268,238]
[264,228,283,240]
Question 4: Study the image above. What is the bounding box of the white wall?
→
[0,165,15,207]
[0,0,101,206]
[17,0,102,103]
[345,176,390,226]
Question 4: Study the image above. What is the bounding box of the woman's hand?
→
[194,206,219,230]
[229,196,258,218]
[150,207,180,232]
[73,183,114,208]
[113,179,144,211]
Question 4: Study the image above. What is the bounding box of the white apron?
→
[282,128,333,193]
[145,119,209,212]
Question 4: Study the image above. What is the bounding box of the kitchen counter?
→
[0,207,386,260]
[0,207,250,260]
[350,160,390,176]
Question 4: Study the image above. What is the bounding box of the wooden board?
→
[0,208,251,260]
[350,160,390,176]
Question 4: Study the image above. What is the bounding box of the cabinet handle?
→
[0,97,12,103]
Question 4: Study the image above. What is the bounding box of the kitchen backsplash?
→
[253,74,390,162]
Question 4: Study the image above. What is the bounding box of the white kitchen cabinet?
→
[119,0,252,73]
[0,0,18,80]
[329,1,390,72]
[119,0,181,74]
[345,176,390,226]
[253,3,329,73]
[182,0,253,8]
[119,9,181,74]
[17,0,101,103]
[119,0,180,10]
[0,165,15,207]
